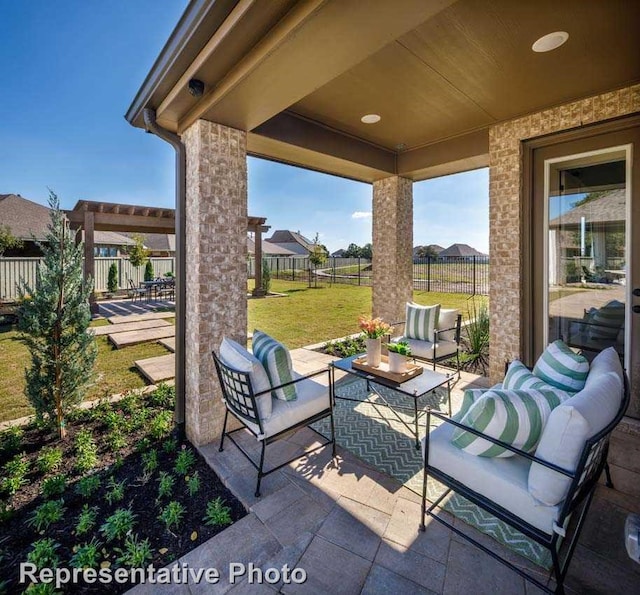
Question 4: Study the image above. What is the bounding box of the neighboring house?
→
[122,232,176,257]
[247,236,296,257]
[266,230,314,255]
[331,249,346,258]
[438,243,487,258]
[0,194,134,257]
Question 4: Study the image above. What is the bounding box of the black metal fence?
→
[249,255,489,295]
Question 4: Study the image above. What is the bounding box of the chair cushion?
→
[244,375,331,440]
[405,302,440,341]
[532,340,589,393]
[425,423,561,535]
[252,330,297,401]
[219,338,273,421]
[528,347,624,506]
[395,337,458,360]
[587,300,625,340]
[451,388,569,457]
[438,309,459,342]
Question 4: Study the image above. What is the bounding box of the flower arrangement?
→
[358,316,391,339]
[386,340,411,356]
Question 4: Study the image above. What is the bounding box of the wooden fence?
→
[0,257,175,300]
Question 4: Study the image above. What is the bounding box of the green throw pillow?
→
[252,330,297,401]
[532,340,589,393]
[451,388,569,457]
[405,302,440,342]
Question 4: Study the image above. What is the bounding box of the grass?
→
[249,279,487,348]
[0,321,171,423]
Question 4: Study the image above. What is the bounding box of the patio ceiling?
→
[126,0,640,182]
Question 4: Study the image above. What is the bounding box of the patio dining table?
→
[141,278,175,300]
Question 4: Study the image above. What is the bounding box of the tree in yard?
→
[17,191,97,439]
[344,243,361,258]
[0,225,23,256]
[144,260,154,282]
[415,245,439,259]
[127,234,150,279]
[308,233,327,288]
[262,258,271,294]
[360,243,373,260]
[107,263,119,294]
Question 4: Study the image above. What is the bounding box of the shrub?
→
[41,474,67,499]
[186,472,200,497]
[174,448,196,476]
[75,504,98,536]
[0,426,23,456]
[158,501,185,532]
[28,538,60,570]
[203,497,232,528]
[464,298,490,374]
[2,453,29,495]
[157,472,175,500]
[162,437,178,454]
[70,538,101,569]
[149,411,173,440]
[74,429,98,473]
[144,260,154,282]
[107,430,127,451]
[75,474,101,498]
[36,447,63,474]
[147,383,175,409]
[116,534,153,568]
[100,508,136,542]
[107,263,119,294]
[142,449,159,476]
[105,477,126,505]
[27,499,66,532]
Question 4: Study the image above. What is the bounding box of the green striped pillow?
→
[533,340,589,393]
[451,388,569,457]
[452,388,490,421]
[252,330,297,401]
[504,360,554,390]
[405,302,440,341]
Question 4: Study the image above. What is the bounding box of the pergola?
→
[66,200,269,311]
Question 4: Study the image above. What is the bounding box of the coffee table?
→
[331,354,452,449]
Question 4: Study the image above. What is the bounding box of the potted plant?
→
[386,340,412,373]
[358,316,391,367]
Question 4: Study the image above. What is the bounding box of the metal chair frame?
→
[212,350,336,497]
[420,374,630,594]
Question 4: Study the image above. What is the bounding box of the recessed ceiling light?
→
[361,114,381,124]
[532,31,569,53]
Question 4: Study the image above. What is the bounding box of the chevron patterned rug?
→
[313,378,552,569]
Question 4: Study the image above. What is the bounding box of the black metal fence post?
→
[472,255,477,296]
[358,257,361,286]
[427,257,431,292]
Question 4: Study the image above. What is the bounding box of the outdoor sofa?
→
[420,344,628,594]
[212,332,335,497]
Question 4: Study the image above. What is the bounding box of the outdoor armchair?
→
[212,348,336,497]
[127,279,149,302]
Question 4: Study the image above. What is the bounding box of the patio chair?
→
[212,341,336,497]
[390,303,462,379]
[128,279,149,302]
[421,346,629,594]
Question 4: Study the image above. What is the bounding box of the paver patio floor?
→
[127,352,640,594]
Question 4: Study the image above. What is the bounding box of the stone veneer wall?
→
[372,176,413,325]
[182,120,248,446]
[488,84,640,384]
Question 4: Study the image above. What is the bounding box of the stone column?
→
[372,176,413,325]
[182,119,247,446]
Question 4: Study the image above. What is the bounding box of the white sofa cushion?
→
[252,330,297,401]
[395,336,458,360]
[424,422,561,535]
[219,338,273,421]
[405,302,440,341]
[528,347,623,506]
[532,340,589,393]
[438,309,459,342]
[244,374,330,440]
[451,388,568,457]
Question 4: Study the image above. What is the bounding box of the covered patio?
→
[125,0,640,592]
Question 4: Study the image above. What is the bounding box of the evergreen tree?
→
[107,263,119,294]
[308,233,327,288]
[144,260,154,282]
[261,257,271,293]
[18,191,97,439]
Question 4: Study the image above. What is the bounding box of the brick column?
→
[182,120,247,446]
[372,176,413,325]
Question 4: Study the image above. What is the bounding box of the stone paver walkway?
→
[107,311,175,325]
[159,337,176,352]
[108,325,176,348]
[92,319,170,336]
[135,353,175,383]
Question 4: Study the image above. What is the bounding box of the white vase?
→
[388,351,408,373]
[366,337,382,367]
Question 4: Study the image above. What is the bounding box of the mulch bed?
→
[0,388,246,594]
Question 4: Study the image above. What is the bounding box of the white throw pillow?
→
[438,309,459,342]
[405,302,440,341]
[219,338,273,420]
[528,347,623,506]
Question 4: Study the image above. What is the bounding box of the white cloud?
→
[351,211,372,219]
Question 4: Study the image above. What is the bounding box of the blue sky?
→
[0,1,489,254]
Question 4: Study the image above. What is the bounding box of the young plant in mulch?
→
[159,501,185,533]
[186,471,201,497]
[75,504,99,536]
[156,472,175,501]
[27,499,66,532]
[115,534,154,568]
[41,474,67,499]
[74,429,98,473]
[174,447,196,476]
[104,477,127,505]
[100,508,136,542]
[70,537,102,570]
[1,453,30,496]
[36,446,63,475]
[203,497,233,528]
[0,425,24,456]
[75,474,101,499]
[27,538,61,570]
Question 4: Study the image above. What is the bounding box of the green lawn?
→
[249,279,487,348]
[0,322,171,423]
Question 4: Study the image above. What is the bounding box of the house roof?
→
[439,243,486,257]
[247,237,296,256]
[266,230,314,254]
[126,0,640,183]
[122,232,176,252]
[549,189,625,228]
[0,194,52,241]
